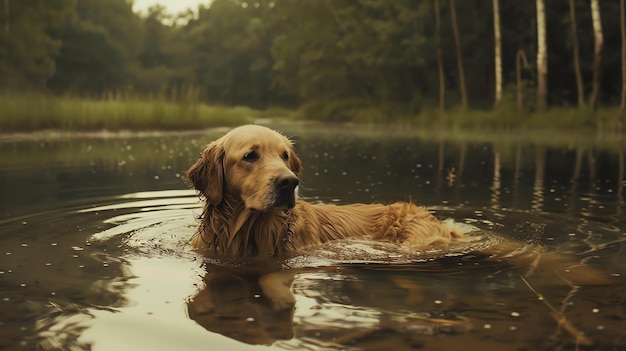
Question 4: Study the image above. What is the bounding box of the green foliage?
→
[0,0,624,130]
[0,0,75,89]
[0,93,254,132]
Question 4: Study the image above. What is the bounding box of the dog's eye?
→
[281,151,289,161]
[243,151,259,162]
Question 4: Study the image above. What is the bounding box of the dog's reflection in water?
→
[187,265,297,345]
[185,262,474,346]
[186,255,614,347]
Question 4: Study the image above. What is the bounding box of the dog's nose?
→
[275,173,299,190]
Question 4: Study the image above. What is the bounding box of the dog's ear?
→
[185,141,224,205]
[288,146,303,177]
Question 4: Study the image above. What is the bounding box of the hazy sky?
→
[132,0,211,15]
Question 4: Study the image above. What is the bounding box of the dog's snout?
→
[276,174,299,190]
[274,174,299,209]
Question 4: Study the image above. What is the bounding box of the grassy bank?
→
[1,94,624,132]
[0,94,258,132]
[296,99,625,131]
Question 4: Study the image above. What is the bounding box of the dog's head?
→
[186,125,303,211]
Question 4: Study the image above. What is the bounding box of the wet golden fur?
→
[186,125,462,256]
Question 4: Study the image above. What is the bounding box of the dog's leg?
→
[259,271,297,311]
[188,273,217,315]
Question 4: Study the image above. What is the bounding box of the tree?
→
[3,0,8,39]
[516,49,529,114]
[449,0,467,109]
[434,0,445,113]
[568,0,584,107]
[48,0,144,94]
[493,0,502,107]
[0,0,75,89]
[621,0,626,113]
[536,0,548,110]
[590,0,603,110]
[133,5,194,95]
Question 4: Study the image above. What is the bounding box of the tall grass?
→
[0,93,257,132]
[295,99,625,131]
[1,93,624,132]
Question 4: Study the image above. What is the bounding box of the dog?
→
[185,125,613,345]
[185,124,464,257]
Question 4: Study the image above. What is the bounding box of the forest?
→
[1,0,625,129]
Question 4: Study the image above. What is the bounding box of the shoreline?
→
[1,120,624,150]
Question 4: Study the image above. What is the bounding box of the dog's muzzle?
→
[274,174,299,209]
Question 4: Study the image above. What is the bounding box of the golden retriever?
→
[185,124,463,256]
[185,125,612,343]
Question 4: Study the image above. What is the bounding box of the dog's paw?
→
[259,273,296,311]
[269,292,296,311]
[188,295,216,315]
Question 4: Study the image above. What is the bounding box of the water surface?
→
[1,124,624,350]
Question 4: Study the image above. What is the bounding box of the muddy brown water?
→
[1,124,625,350]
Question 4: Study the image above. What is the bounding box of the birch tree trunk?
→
[569,0,584,107]
[536,0,548,110]
[619,0,626,115]
[590,0,603,110]
[435,0,445,113]
[493,0,502,107]
[449,0,467,110]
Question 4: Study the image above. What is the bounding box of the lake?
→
[1,123,624,350]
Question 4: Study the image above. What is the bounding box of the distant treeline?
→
[0,0,625,122]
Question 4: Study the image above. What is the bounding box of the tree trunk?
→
[619,0,626,115]
[435,0,445,114]
[536,0,548,110]
[516,49,529,115]
[590,0,603,110]
[3,0,8,35]
[449,0,467,110]
[493,0,502,107]
[569,0,585,107]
